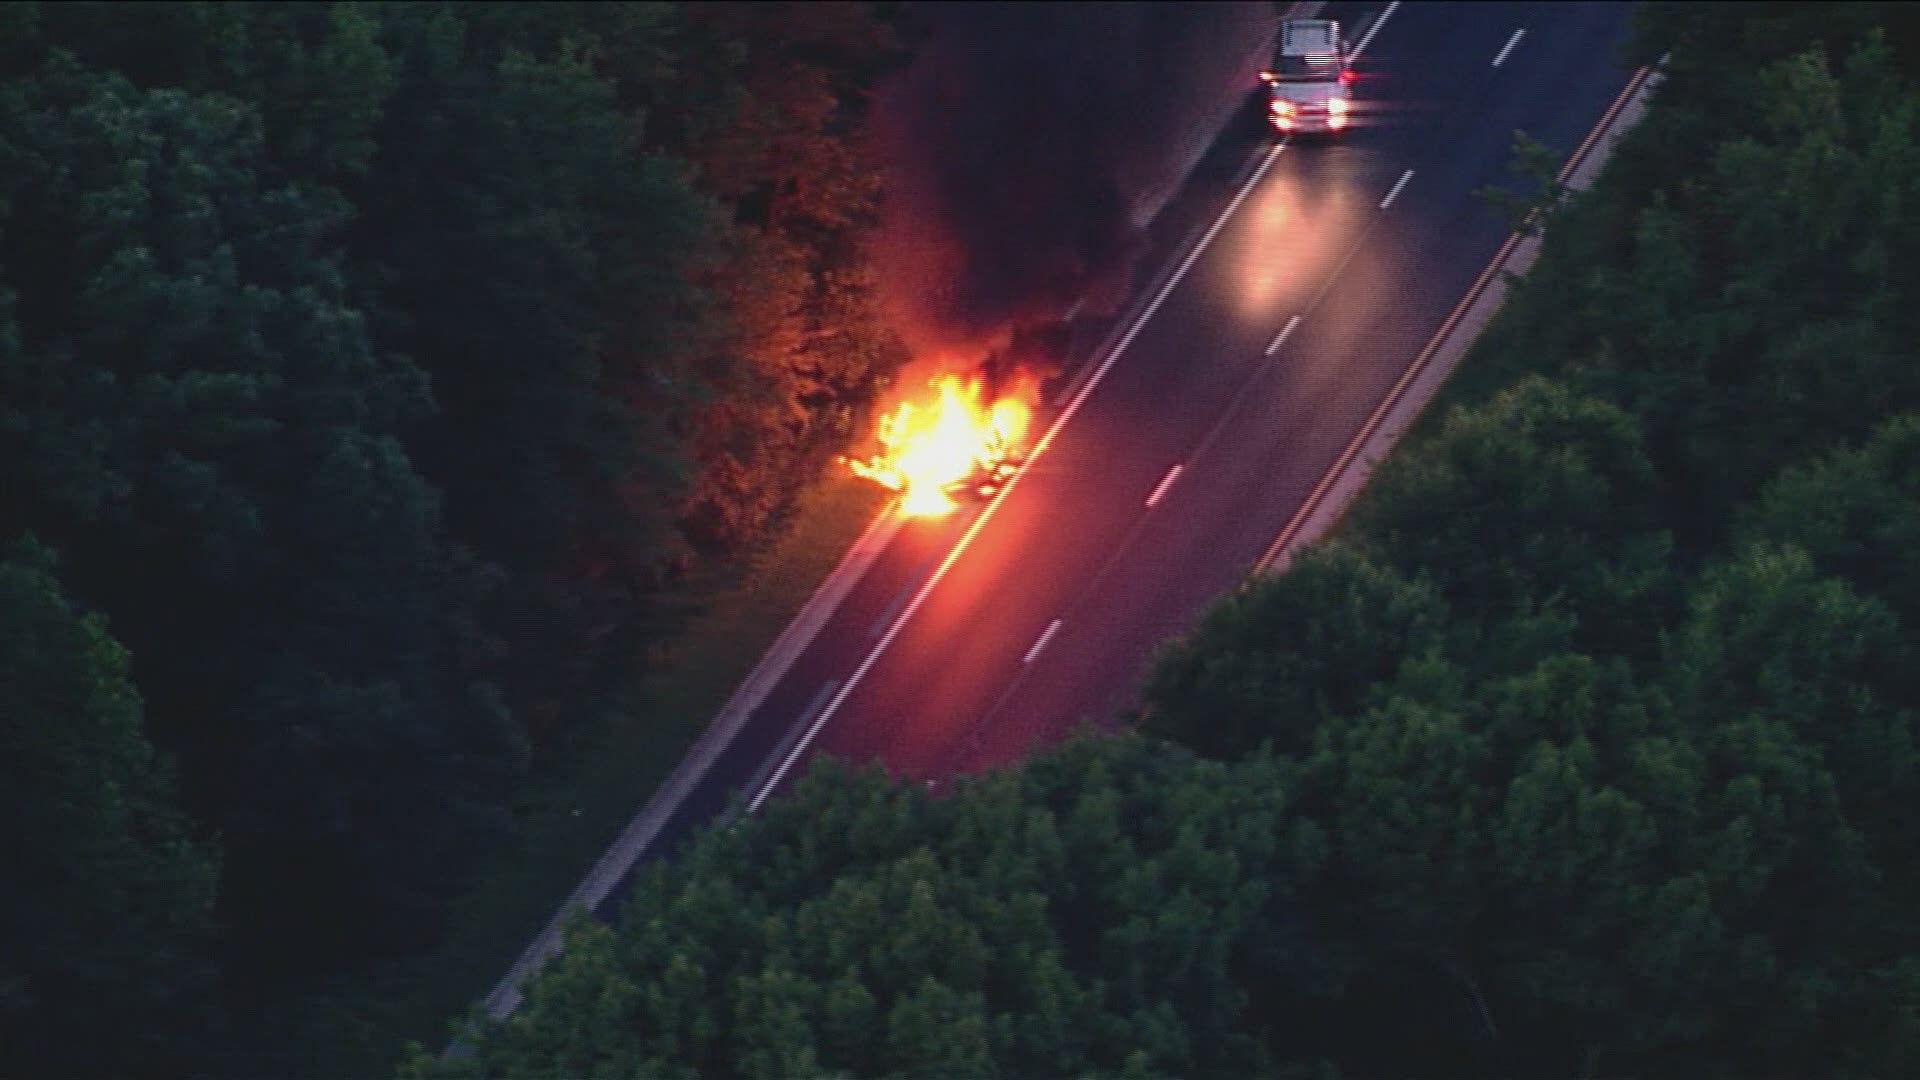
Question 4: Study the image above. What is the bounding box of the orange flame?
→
[847,373,1034,517]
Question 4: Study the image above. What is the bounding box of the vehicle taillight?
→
[1340,68,1356,86]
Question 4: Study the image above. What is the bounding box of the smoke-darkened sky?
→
[873,1,1273,362]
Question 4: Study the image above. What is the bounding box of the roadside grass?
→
[265,465,889,1080]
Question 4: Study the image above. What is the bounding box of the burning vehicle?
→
[855,2,1267,517]
[846,372,1036,518]
[845,326,1071,517]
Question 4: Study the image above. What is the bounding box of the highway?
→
[602,0,1640,910]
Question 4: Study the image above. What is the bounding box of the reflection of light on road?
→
[1228,169,1356,318]
[1242,189,1290,310]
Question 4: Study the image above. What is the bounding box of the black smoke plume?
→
[873,1,1274,368]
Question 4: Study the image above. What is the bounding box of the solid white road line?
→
[1145,464,1184,508]
[736,680,839,819]
[1266,315,1302,357]
[1231,142,1270,189]
[1056,143,1290,408]
[1492,28,1527,68]
[1023,620,1063,665]
[1091,151,1289,405]
[1353,0,1401,59]
[1379,169,1414,210]
[1349,11,1380,51]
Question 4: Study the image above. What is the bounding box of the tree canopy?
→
[406,737,1329,1080]
[0,2,906,1075]
[0,540,219,1079]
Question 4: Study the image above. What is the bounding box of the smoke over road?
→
[872,1,1274,367]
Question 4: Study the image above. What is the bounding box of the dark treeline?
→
[0,2,906,1076]
[417,3,1920,1078]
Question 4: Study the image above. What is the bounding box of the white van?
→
[1260,19,1353,135]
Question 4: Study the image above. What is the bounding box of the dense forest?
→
[0,2,908,1076]
[412,3,1920,1078]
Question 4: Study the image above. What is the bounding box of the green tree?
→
[1663,542,1918,919]
[1148,584,1897,1076]
[0,540,220,1078]
[1748,413,1920,635]
[1474,129,1569,237]
[0,3,397,195]
[344,3,723,714]
[1348,376,1677,661]
[404,737,1324,1079]
[0,53,521,968]
[1570,30,1920,537]
[1139,542,1449,761]
[621,2,909,553]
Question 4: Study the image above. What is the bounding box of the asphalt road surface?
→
[604,0,1639,916]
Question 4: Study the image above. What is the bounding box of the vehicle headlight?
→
[1328,96,1348,115]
